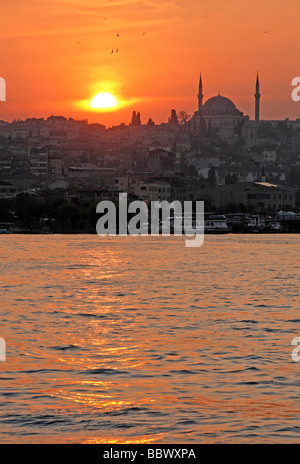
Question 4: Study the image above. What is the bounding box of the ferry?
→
[159,213,229,234]
[204,214,229,234]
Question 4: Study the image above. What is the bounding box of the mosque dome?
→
[202,95,237,113]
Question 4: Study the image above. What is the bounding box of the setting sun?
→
[91,92,118,110]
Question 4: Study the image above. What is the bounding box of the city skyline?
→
[0,71,298,128]
[1,0,300,126]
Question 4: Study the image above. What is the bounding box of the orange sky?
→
[1,0,300,127]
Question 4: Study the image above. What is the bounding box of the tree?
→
[69,207,80,229]
[13,193,38,225]
[207,167,217,187]
[178,111,191,126]
[169,109,178,126]
[136,111,141,125]
[147,118,155,127]
[130,111,141,126]
[130,111,137,126]
[225,173,238,185]
[0,199,14,222]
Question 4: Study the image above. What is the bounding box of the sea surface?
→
[0,234,300,443]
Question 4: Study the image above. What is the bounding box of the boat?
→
[158,213,229,234]
[225,213,283,233]
[0,222,15,234]
[275,211,300,232]
[244,215,266,233]
[204,214,229,234]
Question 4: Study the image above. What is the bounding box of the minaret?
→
[255,72,260,123]
[198,73,203,112]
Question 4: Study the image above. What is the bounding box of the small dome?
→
[202,95,237,111]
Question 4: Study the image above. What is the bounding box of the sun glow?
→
[91,92,118,110]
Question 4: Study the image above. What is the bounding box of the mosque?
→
[187,73,261,143]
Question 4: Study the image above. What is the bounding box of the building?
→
[147,148,176,171]
[206,181,296,210]
[48,154,64,178]
[188,73,262,143]
[76,188,121,203]
[133,180,171,201]
[252,150,277,164]
[0,151,29,175]
[215,165,285,184]
[67,164,118,180]
[0,181,22,198]
[29,147,48,176]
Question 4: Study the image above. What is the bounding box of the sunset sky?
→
[1,0,300,127]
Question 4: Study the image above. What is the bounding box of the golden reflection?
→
[2,236,300,443]
[82,433,166,444]
[53,389,155,413]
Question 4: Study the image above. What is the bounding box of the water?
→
[0,234,300,443]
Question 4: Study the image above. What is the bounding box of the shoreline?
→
[2,230,300,235]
